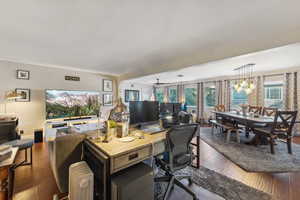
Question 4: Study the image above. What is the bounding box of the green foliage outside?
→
[205,87,216,107]
[155,88,164,103]
[184,88,197,106]
[168,88,178,103]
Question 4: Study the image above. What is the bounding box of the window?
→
[184,87,197,106]
[264,84,283,109]
[168,87,178,103]
[204,87,216,107]
[155,88,164,103]
[184,86,197,114]
[231,89,248,110]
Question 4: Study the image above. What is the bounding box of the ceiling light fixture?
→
[233,63,256,95]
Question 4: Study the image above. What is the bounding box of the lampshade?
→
[5,90,22,100]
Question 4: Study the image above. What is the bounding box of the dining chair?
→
[253,111,298,154]
[248,105,262,115]
[262,107,278,116]
[214,104,225,112]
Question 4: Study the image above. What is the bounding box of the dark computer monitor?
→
[173,103,182,114]
[129,101,159,125]
[159,103,174,114]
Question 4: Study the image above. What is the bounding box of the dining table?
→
[211,111,278,145]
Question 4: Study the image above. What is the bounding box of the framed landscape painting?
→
[125,90,140,102]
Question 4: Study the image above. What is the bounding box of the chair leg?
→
[226,130,231,143]
[270,137,275,154]
[236,130,240,143]
[154,176,170,182]
[287,138,292,154]
[30,147,33,165]
[163,176,175,200]
[174,178,197,199]
[211,126,214,136]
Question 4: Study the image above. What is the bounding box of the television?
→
[129,101,159,125]
[45,90,100,119]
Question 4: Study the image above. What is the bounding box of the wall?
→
[119,81,153,106]
[0,60,117,137]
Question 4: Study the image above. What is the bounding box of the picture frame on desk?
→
[15,88,30,102]
[103,94,113,106]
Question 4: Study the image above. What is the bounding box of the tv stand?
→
[63,116,92,121]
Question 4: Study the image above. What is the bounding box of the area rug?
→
[200,127,300,173]
[154,165,272,200]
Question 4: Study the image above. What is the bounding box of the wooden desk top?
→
[87,130,167,157]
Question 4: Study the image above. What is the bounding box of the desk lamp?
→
[3,90,22,113]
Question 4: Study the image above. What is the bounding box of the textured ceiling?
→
[127,43,300,84]
[1,0,300,77]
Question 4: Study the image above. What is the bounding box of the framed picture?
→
[103,79,113,92]
[15,88,30,102]
[16,70,30,80]
[125,90,140,102]
[103,94,113,106]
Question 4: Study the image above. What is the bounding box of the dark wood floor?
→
[12,137,300,200]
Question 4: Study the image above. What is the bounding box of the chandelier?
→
[233,63,255,94]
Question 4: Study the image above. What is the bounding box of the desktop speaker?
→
[34,129,43,143]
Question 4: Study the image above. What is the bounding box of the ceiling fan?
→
[154,78,170,86]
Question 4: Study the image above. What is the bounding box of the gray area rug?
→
[154,166,272,200]
[200,127,300,173]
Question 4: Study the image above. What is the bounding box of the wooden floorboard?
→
[12,137,300,200]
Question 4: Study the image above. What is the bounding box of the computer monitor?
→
[173,103,182,114]
[159,103,174,114]
[129,101,159,125]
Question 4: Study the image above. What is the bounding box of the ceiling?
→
[127,43,300,85]
[1,1,300,77]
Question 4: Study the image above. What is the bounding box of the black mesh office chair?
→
[155,124,199,200]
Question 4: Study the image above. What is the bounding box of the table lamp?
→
[3,90,23,113]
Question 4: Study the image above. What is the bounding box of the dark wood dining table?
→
[212,111,277,145]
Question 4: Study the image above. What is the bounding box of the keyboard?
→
[141,126,165,134]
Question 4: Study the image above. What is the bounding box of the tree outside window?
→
[264,84,283,109]
[204,87,216,107]
[155,88,164,103]
[168,87,178,103]
[231,89,248,110]
[184,87,197,106]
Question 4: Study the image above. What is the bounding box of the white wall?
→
[0,60,117,137]
[119,81,153,106]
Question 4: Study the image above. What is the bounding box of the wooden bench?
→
[210,119,241,143]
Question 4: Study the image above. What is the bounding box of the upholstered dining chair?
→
[253,111,298,154]
[248,105,262,115]
[262,107,278,116]
[214,104,225,112]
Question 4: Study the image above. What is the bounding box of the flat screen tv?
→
[45,90,100,119]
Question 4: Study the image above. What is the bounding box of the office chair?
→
[155,124,199,200]
[178,111,191,124]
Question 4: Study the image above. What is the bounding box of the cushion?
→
[3,139,34,150]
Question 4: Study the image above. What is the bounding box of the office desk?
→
[83,130,167,200]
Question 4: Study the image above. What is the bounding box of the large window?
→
[168,87,178,103]
[264,84,283,109]
[184,87,197,106]
[204,86,216,107]
[155,88,164,103]
[231,89,248,110]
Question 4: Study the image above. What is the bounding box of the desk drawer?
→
[111,146,151,173]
